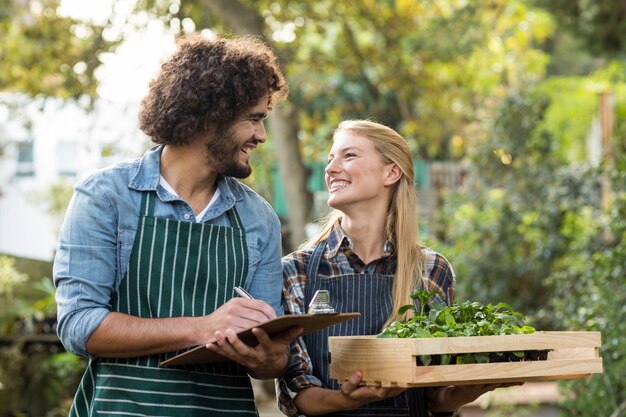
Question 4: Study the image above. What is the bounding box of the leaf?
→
[398,304,416,315]
[475,353,490,363]
[458,353,474,364]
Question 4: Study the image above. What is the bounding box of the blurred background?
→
[0,0,624,416]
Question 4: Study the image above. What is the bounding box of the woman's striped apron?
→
[69,192,258,416]
[302,240,429,416]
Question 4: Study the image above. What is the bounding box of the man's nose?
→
[254,122,267,142]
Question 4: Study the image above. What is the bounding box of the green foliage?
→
[437,87,601,328]
[379,289,537,367]
[279,0,555,162]
[532,0,626,57]
[0,256,28,299]
[0,0,116,100]
[545,102,626,416]
[379,289,535,340]
[0,270,57,336]
[31,179,75,223]
[0,347,85,416]
[148,0,554,163]
[0,255,84,416]
[438,64,626,415]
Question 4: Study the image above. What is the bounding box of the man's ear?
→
[383,164,402,186]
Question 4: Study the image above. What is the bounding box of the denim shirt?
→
[53,145,284,357]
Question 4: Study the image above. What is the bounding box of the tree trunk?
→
[267,103,310,249]
[202,0,312,250]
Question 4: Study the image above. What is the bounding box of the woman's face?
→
[325,130,394,211]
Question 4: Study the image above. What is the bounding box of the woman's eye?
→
[345,153,356,158]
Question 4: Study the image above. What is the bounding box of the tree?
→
[437,59,626,415]
[135,0,554,248]
[435,88,601,327]
[0,0,115,100]
[137,0,313,249]
[545,64,626,417]
[532,0,626,57]
[200,0,312,250]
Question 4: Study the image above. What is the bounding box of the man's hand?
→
[206,325,303,379]
[204,298,277,337]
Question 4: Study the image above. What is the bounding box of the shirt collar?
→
[128,145,162,192]
[127,144,240,207]
[326,218,395,258]
[326,220,351,258]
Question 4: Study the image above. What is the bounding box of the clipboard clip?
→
[308,290,336,314]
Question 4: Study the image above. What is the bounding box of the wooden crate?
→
[329,331,602,387]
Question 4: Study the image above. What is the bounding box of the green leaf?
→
[398,304,416,315]
[475,353,490,363]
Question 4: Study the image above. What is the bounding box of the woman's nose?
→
[325,160,339,174]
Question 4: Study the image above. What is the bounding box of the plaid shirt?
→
[276,221,456,417]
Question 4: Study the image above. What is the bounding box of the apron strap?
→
[141,191,241,229]
[227,205,244,229]
[140,191,156,217]
[306,240,326,284]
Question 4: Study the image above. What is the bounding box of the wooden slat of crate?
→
[406,331,600,355]
[329,331,602,388]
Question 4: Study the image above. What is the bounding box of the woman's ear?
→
[383,164,402,186]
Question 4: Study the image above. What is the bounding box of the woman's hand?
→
[294,371,406,415]
[338,371,406,409]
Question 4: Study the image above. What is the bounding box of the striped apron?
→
[69,192,258,416]
[303,241,428,416]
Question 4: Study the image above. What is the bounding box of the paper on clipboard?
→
[160,312,360,367]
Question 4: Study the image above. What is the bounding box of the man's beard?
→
[204,128,253,179]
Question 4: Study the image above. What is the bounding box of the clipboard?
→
[160,312,360,367]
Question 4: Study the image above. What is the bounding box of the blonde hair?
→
[304,120,426,328]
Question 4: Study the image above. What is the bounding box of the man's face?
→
[204,96,269,178]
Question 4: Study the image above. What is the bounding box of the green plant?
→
[379,289,535,339]
[378,290,537,366]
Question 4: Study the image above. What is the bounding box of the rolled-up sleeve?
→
[245,206,284,315]
[276,253,324,417]
[53,177,118,357]
[422,249,456,306]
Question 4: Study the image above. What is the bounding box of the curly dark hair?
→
[138,34,288,145]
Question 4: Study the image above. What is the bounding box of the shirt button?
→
[184,213,191,220]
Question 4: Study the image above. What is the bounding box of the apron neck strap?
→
[140,191,242,229]
[306,240,327,282]
[227,206,243,229]
[140,191,156,217]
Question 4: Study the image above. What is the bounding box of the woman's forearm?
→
[294,387,359,415]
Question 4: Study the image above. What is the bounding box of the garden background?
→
[0,0,624,416]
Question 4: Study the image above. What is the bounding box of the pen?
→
[234,286,254,299]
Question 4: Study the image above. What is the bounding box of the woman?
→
[277,120,510,416]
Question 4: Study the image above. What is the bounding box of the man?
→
[53,34,301,416]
